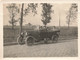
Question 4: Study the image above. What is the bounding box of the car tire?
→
[26,37,34,46]
[17,36,25,45]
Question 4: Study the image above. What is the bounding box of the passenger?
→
[20,32,24,39]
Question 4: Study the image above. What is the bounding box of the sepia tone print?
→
[3,3,78,57]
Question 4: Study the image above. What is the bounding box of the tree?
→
[20,3,24,33]
[19,3,38,33]
[41,3,53,27]
[7,3,19,29]
[66,3,78,28]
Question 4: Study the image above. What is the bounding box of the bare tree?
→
[7,3,38,33]
[41,3,53,28]
[19,3,38,33]
[20,3,24,33]
[7,3,19,29]
[66,3,78,28]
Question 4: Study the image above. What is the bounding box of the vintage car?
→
[17,26,60,46]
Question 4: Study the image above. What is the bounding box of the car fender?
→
[25,35,36,42]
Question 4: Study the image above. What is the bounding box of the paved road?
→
[4,39,78,57]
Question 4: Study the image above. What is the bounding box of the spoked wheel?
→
[26,37,34,46]
[17,36,25,45]
[52,35,58,43]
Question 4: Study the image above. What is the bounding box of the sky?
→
[3,3,78,26]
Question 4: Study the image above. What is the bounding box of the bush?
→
[3,26,78,43]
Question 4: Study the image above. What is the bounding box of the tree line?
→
[6,3,78,33]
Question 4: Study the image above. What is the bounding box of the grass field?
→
[3,26,78,44]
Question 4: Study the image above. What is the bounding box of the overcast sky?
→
[3,3,77,26]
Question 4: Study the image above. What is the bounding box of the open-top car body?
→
[17,26,60,46]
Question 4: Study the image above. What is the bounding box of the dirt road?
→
[4,39,78,57]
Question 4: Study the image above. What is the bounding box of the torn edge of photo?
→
[0,0,80,60]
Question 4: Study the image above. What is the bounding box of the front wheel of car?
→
[17,36,25,45]
[26,37,34,46]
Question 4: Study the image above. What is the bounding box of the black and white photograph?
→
[3,3,78,57]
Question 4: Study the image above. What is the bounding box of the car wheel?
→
[26,37,34,46]
[17,36,25,45]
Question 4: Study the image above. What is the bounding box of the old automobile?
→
[17,26,60,46]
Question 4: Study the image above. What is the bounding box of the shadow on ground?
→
[4,37,77,46]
